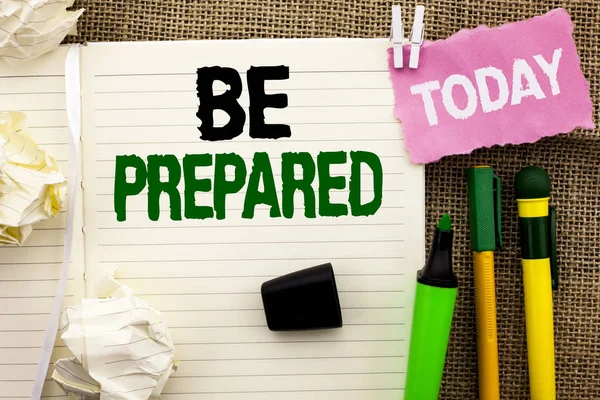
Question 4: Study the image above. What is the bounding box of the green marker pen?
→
[404,214,458,400]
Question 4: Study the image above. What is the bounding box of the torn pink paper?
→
[388,8,594,164]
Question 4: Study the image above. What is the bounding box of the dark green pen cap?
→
[467,167,502,252]
[515,166,551,199]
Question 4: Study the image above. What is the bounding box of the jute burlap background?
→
[67,1,600,398]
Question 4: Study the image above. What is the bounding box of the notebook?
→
[0,38,424,399]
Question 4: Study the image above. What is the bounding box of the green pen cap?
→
[467,166,502,252]
[515,165,551,199]
[404,214,457,400]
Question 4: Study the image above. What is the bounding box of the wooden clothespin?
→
[391,5,404,68]
[409,5,425,69]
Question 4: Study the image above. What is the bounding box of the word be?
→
[197,65,290,141]
[411,48,562,126]
[114,151,383,221]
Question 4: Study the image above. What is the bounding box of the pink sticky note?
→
[388,8,594,164]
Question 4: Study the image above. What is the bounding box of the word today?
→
[411,48,562,126]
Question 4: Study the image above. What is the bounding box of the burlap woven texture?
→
[68,1,600,398]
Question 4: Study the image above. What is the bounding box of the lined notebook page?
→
[0,47,86,399]
[80,39,424,399]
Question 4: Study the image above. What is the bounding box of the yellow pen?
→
[515,166,558,400]
[467,166,501,400]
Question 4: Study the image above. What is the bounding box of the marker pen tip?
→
[438,213,452,231]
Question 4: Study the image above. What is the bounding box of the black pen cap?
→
[261,263,343,331]
[418,214,457,288]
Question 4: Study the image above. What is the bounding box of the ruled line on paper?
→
[98,239,405,247]
[0,295,75,300]
[141,324,405,329]
[140,306,408,312]
[105,290,406,296]
[0,74,64,79]
[99,257,406,263]
[93,155,405,163]
[94,70,390,78]
[29,125,69,129]
[169,371,404,378]
[0,262,63,265]
[0,92,66,95]
[167,355,405,361]
[2,108,66,112]
[95,138,402,144]
[97,223,406,230]
[0,344,68,349]
[115,276,406,280]
[160,387,405,395]
[95,104,394,111]
[94,121,399,128]
[95,87,393,94]
[0,278,75,282]
[173,339,405,345]
[8,395,69,399]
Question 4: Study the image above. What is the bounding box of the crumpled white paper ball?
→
[53,268,178,400]
[0,111,66,245]
[0,0,84,63]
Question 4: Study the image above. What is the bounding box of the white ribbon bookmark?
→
[31,44,82,400]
